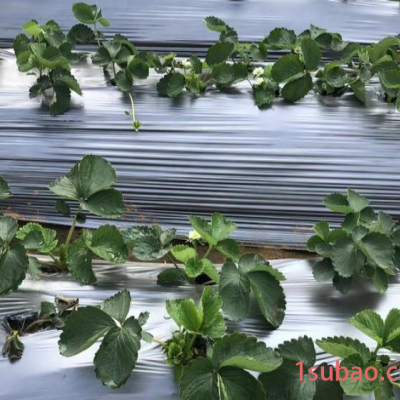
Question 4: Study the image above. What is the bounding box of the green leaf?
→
[300,38,321,71]
[127,57,149,79]
[185,256,206,278]
[374,374,395,400]
[331,236,365,277]
[13,34,30,57]
[16,222,58,253]
[203,16,227,33]
[166,298,202,333]
[312,258,335,282]
[189,213,236,247]
[267,28,297,48]
[100,289,131,324]
[22,20,42,37]
[28,257,42,280]
[350,79,366,104]
[67,24,95,44]
[83,188,125,218]
[171,245,196,263]
[313,363,344,400]
[0,244,29,296]
[166,287,226,338]
[49,155,118,201]
[339,354,382,396]
[57,72,82,95]
[358,232,395,272]
[215,238,239,261]
[314,221,330,241]
[180,357,266,400]
[323,193,352,214]
[198,287,226,338]
[201,258,220,284]
[39,301,57,318]
[157,268,187,286]
[66,240,96,284]
[333,273,353,294]
[93,317,141,388]
[98,17,110,28]
[316,336,371,363]
[247,267,286,328]
[278,336,316,368]
[212,333,282,372]
[347,188,369,212]
[56,199,71,217]
[259,359,316,400]
[92,47,111,66]
[157,73,185,97]
[205,42,235,66]
[0,216,18,244]
[349,309,385,345]
[0,176,11,200]
[59,305,116,356]
[380,68,400,89]
[253,85,276,108]
[271,54,304,83]
[179,358,218,400]
[383,309,400,345]
[72,2,96,24]
[326,66,348,88]
[212,63,234,85]
[130,225,176,261]
[281,73,313,103]
[372,268,389,293]
[219,261,251,322]
[83,225,128,263]
[115,70,133,92]
[49,82,71,115]
[190,55,203,74]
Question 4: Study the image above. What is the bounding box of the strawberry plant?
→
[308,189,399,294]
[58,287,284,397]
[13,5,400,122]
[122,213,287,328]
[13,19,81,115]
[0,155,128,295]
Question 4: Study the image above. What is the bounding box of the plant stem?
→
[22,317,52,335]
[128,91,140,131]
[93,22,101,47]
[203,245,213,259]
[112,62,117,79]
[168,254,180,270]
[153,337,167,347]
[65,205,82,246]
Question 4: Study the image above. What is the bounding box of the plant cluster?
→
[307,189,400,294]
[13,4,400,129]
[0,154,286,329]
[6,286,400,400]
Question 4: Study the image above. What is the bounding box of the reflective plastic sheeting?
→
[0,258,400,399]
[1,0,400,50]
[1,50,400,247]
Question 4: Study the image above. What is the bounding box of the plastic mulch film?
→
[1,0,400,50]
[1,49,400,247]
[0,258,400,399]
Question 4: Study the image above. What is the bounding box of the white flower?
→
[254,77,264,86]
[253,67,264,77]
[181,59,191,68]
[188,230,201,240]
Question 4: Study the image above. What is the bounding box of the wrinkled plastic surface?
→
[0,258,399,399]
[1,49,400,247]
[2,0,400,50]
